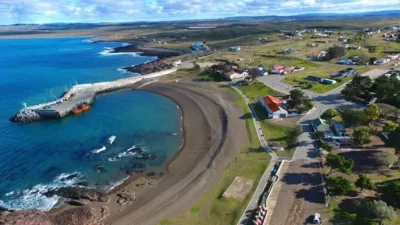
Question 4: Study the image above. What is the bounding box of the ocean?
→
[0,37,182,210]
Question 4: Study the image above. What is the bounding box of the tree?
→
[358,53,370,65]
[321,108,338,120]
[321,142,333,152]
[358,200,397,225]
[287,89,313,112]
[355,174,374,192]
[379,180,400,208]
[315,131,326,140]
[388,127,400,154]
[353,126,372,147]
[338,108,367,127]
[286,125,303,146]
[383,121,399,132]
[377,151,398,169]
[326,176,352,196]
[325,153,354,176]
[325,46,345,60]
[364,104,380,121]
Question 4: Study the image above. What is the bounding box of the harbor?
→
[10,68,178,123]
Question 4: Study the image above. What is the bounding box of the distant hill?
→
[224,10,400,20]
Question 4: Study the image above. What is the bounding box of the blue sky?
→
[1,0,400,24]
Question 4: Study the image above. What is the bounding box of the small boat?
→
[72,108,83,114]
[81,104,90,111]
[108,135,116,145]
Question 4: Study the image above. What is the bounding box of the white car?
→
[313,213,322,224]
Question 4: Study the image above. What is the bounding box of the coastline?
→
[105,81,246,225]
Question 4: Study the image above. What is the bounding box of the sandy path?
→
[106,81,246,225]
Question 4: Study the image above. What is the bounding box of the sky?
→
[1,0,400,24]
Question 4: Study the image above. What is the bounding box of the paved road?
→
[258,69,389,160]
[256,69,390,224]
[269,160,330,225]
[232,86,278,225]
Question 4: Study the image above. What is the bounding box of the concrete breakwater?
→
[10,68,178,123]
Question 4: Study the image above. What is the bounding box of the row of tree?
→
[342,74,400,108]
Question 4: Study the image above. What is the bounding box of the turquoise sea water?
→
[0,37,182,210]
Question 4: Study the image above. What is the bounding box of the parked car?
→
[312,213,322,224]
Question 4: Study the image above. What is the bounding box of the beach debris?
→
[116,193,136,206]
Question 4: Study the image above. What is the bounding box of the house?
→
[256,67,268,76]
[307,76,323,82]
[338,59,356,65]
[223,69,248,80]
[338,37,349,42]
[384,70,400,80]
[272,65,286,70]
[311,118,330,132]
[191,43,206,51]
[282,48,296,54]
[310,51,326,60]
[307,43,319,47]
[229,46,241,52]
[333,122,346,136]
[324,30,334,34]
[321,79,337,84]
[331,68,357,78]
[259,95,288,119]
[374,58,390,65]
[172,60,182,67]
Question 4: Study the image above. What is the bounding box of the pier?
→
[11,68,178,122]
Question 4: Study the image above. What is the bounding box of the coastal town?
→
[1,7,400,225]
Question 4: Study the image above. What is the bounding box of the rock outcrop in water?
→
[124,60,174,75]
[10,108,41,123]
[45,187,109,202]
[0,206,108,225]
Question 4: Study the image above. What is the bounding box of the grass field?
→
[159,88,270,225]
[238,80,285,103]
[282,66,372,93]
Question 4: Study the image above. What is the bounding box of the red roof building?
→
[259,95,288,119]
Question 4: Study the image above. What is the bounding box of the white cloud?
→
[0,0,399,24]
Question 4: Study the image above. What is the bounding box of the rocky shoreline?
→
[112,41,184,59]
[123,60,174,75]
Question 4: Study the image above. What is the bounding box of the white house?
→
[224,69,248,80]
[173,60,182,67]
[259,95,288,119]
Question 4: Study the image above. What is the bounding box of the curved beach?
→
[106,81,246,225]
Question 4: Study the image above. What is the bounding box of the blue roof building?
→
[191,43,205,51]
[229,46,241,52]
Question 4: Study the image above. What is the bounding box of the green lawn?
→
[282,66,372,93]
[159,88,270,225]
[238,80,285,103]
